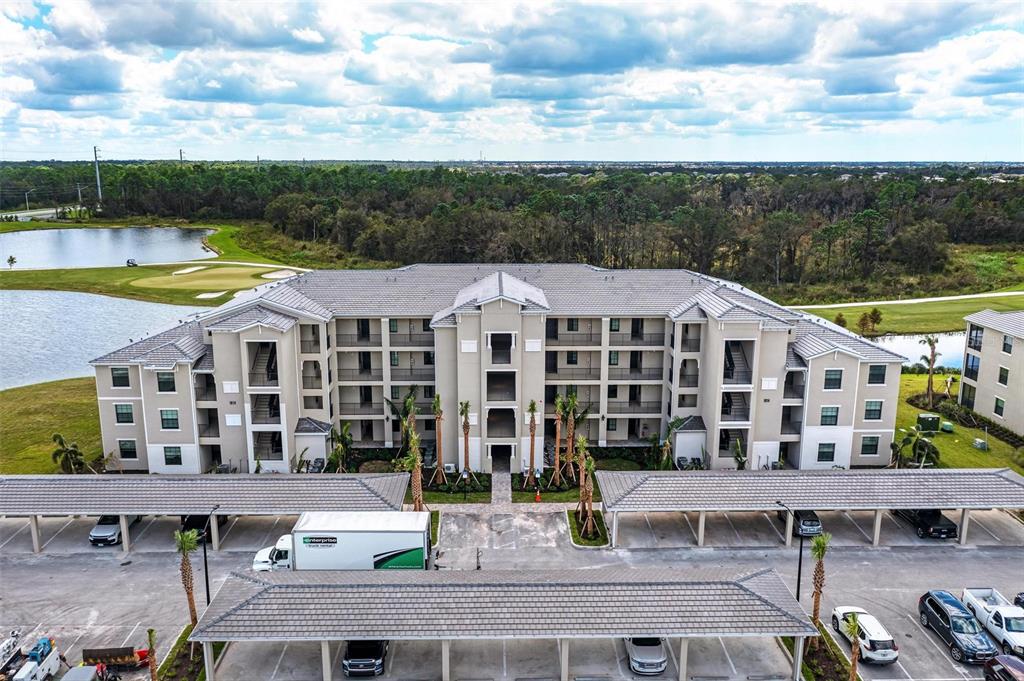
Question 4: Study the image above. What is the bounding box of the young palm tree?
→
[51,433,84,474]
[457,400,477,483]
[524,400,539,489]
[398,430,426,512]
[429,393,447,486]
[575,436,597,537]
[174,529,200,626]
[549,394,565,487]
[843,612,861,681]
[385,385,419,453]
[564,392,579,483]
[920,336,941,409]
[147,628,157,681]
[326,422,352,473]
[810,532,832,648]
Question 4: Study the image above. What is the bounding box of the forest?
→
[2,161,1022,301]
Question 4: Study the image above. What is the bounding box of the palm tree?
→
[564,392,579,483]
[920,336,941,409]
[576,436,597,537]
[6,255,15,269]
[51,432,84,473]
[398,430,426,512]
[174,529,200,626]
[326,422,353,473]
[457,400,477,483]
[385,385,419,453]
[843,612,861,681]
[549,394,565,487]
[524,400,539,489]
[810,532,832,648]
[146,628,157,681]
[429,393,447,487]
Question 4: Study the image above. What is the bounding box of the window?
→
[998,367,1009,386]
[424,351,435,366]
[424,419,435,431]
[995,398,1005,417]
[423,385,435,398]
[961,383,976,410]
[567,351,578,365]
[607,418,617,431]
[391,386,400,399]
[163,446,182,466]
[860,436,879,457]
[156,371,176,393]
[390,351,399,367]
[389,319,398,333]
[867,365,887,385]
[824,369,843,390]
[820,406,839,426]
[817,443,836,462]
[864,400,883,420]
[968,324,983,351]
[567,318,579,332]
[608,385,618,399]
[422,319,431,332]
[111,367,130,388]
[114,403,134,424]
[160,409,179,430]
[118,440,137,459]
[1003,334,1013,354]
[609,351,619,366]
[965,354,980,381]
[609,318,620,332]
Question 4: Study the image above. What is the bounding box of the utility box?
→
[917,413,940,432]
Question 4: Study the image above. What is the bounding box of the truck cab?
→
[252,534,292,572]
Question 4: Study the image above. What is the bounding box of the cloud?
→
[22,53,123,95]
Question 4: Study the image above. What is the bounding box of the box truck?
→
[252,511,430,571]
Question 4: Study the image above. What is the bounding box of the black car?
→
[985,655,1024,681]
[775,509,823,537]
[919,590,998,663]
[342,640,388,677]
[179,514,229,541]
[894,509,958,539]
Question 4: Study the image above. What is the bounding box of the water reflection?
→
[0,227,214,269]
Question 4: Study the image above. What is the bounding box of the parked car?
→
[1016,594,1024,609]
[89,515,141,546]
[342,640,388,677]
[985,655,1024,681]
[624,637,668,675]
[919,590,998,663]
[775,509,822,536]
[831,606,899,664]
[179,515,228,542]
[894,509,958,539]
[963,588,1024,657]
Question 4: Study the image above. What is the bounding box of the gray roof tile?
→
[205,305,298,332]
[91,321,207,366]
[965,309,1024,339]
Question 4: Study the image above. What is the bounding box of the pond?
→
[0,290,203,390]
[0,227,215,269]
[873,331,965,369]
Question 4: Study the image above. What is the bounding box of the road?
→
[0,206,78,220]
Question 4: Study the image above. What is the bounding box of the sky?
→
[1,0,1022,162]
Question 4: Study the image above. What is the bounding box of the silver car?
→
[89,515,141,546]
[624,637,668,675]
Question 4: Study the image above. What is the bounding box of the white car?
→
[624,637,668,675]
[831,606,900,664]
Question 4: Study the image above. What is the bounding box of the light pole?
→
[24,188,35,211]
[202,503,220,605]
[776,500,804,601]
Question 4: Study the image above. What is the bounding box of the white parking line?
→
[722,512,743,542]
[683,513,698,544]
[0,522,28,549]
[120,621,142,647]
[971,518,1000,542]
[269,644,288,681]
[762,513,785,542]
[220,516,240,545]
[843,512,873,543]
[41,518,75,549]
[259,518,282,549]
[502,639,508,678]
[133,517,158,543]
[718,637,737,675]
[893,660,913,679]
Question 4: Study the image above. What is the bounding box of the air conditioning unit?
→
[443,463,457,474]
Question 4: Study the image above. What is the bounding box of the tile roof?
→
[597,468,1024,513]
[964,309,1024,339]
[193,348,215,372]
[0,474,409,515]
[672,415,707,432]
[205,305,297,333]
[295,417,332,434]
[91,321,206,366]
[190,567,815,642]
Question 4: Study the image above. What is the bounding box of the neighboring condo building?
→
[91,264,903,475]
[959,310,1023,436]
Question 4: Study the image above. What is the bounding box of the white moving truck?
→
[253,511,430,571]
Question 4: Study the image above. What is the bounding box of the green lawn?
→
[566,509,608,547]
[0,377,101,474]
[430,510,440,545]
[799,293,1024,335]
[896,373,1022,474]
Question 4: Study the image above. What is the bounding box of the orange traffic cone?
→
[534,487,541,503]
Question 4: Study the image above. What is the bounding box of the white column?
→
[559,638,570,681]
[872,509,883,547]
[119,514,132,552]
[678,638,689,681]
[203,641,216,681]
[321,641,332,681]
[785,511,794,547]
[959,509,970,546]
[441,640,451,681]
[697,511,706,547]
[611,511,619,547]
[210,514,221,551]
[29,515,41,553]
[791,637,805,681]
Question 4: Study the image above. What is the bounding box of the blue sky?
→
[1,1,1022,161]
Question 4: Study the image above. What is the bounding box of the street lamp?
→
[776,500,804,601]
[202,503,220,606]
[24,188,36,211]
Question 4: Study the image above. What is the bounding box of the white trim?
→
[993,395,1007,419]
[99,396,142,401]
[113,402,136,425]
[822,367,844,391]
[862,398,885,422]
[997,365,1010,386]
[819,405,841,426]
[116,438,139,460]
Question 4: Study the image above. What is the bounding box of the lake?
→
[0,227,215,269]
[0,290,203,390]
[873,331,965,369]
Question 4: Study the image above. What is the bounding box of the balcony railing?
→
[545,368,602,380]
[389,332,434,347]
[546,333,601,346]
[251,409,281,424]
[722,369,753,385]
[253,445,284,461]
[248,372,279,387]
[487,421,517,438]
[781,420,802,435]
[545,401,595,414]
[783,385,804,399]
[199,423,220,437]
[302,376,323,389]
[607,401,662,414]
[679,338,701,352]
[608,367,663,380]
[338,402,384,415]
[336,334,381,347]
[194,385,217,401]
[390,367,435,381]
[720,408,751,422]
[300,340,321,354]
[609,332,664,346]
[338,368,383,381]
[678,373,699,387]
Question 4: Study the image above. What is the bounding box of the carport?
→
[189,567,816,681]
[597,468,1024,548]
[0,473,408,553]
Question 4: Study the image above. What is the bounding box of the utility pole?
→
[179,148,184,163]
[76,183,84,206]
[24,188,35,211]
[256,155,260,171]
[93,146,103,202]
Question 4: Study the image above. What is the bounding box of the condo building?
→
[91,264,903,475]
[959,310,1023,436]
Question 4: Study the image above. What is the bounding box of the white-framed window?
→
[607,418,618,431]
[998,366,1009,386]
[114,403,134,424]
[111,367,131,388]
[867,365,887,385]
[1003,335,1013,354]
[160,409,179,430]
[608,351,619,366]
[864,400,883,421]
[823,369,843,390]
[567,318,579,332]
[860,436,879,457]
[820,406,839,426]
[117,439,138,459]
[817,443,836,462]
[609,318,620,332]
[390,351,399,367]
[994,397,1005,417]
[163,446,183,466]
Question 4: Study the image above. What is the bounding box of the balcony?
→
[487,408,517,438]
[302,375,323,389]
[783,384,804,399]
[545,367,602,380]
[546,332,601,346]
[300,340,321,354]
[781,420,801,435]
[607,401,662,414]
[389,332,434,347]
[608,332,664,346]
[199,423,220,437]
[253,444,283,460]
[336,334,381,347]
[194,384,217,401]
[680,338,701,352]
[720,407,751,422]
[338,368,383,381]
[722,369,753,385]
[390,367,435,381]
[487,372,516,402]
[608,367,663,380]
[251,394,281,424]
[248,372,279,387]
[338,402,384,415]
[678,373,699,388]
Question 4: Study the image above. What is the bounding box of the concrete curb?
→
[564,510,609,550]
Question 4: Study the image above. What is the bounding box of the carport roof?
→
[189,567,816,642]
[597,468,1024,513]
[0,473,409,515]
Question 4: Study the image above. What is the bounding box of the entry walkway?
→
[490,458,512,510]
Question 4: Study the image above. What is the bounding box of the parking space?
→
[439,511,568,550]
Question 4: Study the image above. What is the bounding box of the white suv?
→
[831,606,900,664]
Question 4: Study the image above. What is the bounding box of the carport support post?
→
[784,511,793,547]
[29,515,41,553]
[559,638,570,681]
[210,514,221,551]
[872,509,883,547]
[441,640,451,681]
[321,640,331,681]
[959,509,970,545]
[611,511,619,547]
[119,514,132,552]
[678,638,689,681]
[791,636,805,681]
[697,511,706,547]
[203,642,215,681]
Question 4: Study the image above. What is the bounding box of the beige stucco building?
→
[959,310,1023,436]
[92,264,903,475]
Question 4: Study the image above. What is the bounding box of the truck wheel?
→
[1003,643,1012,655]
[919,612,929,628]
[916,527,926,538]
[832,615,840,632]
[950,645,963,662]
